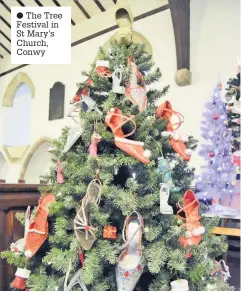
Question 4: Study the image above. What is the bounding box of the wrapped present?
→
[103,226,117,239]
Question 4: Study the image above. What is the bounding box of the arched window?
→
[49,82,65,120]
[2,84,31,146]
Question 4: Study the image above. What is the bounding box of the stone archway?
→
[2,72,35,107]
[19,137,54,180]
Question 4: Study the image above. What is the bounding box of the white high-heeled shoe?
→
[116,211,144,291]
[112,69,125,94]
[160,183,173,214]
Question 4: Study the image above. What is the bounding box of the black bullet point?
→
[17,12,23,19]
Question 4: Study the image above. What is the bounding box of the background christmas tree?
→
[1,42,233,291]
[196,83,236,212]
[225,66,240,153]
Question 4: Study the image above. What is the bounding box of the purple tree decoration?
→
[196,83,236,214]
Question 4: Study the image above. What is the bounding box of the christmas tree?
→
[1,37,232,292]
[225,65,240,153]
[196,83,237,215]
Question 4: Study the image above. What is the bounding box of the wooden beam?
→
[16,0,25,6]
[0,43,10,54]
[0,0,11,13]
[73,0,91,19]
[0,15,11,29]
[168,0,190,70]
[34,0,43,6]
[168,0,191,86]
[93,0,105,12]
[212,226,241,237]
[0,30,10,42]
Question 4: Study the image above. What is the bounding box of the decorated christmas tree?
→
[1,3,233,291]
[225,64,240,154]
[196,83,237,215]
[224,64,240,210]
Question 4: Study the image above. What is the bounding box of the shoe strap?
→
[165,109,184,131]
[85,179,102,205]
[128,56,144,81]
[177,196,200,222]
[110,112,136,138]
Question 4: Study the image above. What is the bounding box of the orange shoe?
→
[177,190,205,251]
[70,79,93,104]
[25,193,55,258]
[156,101,191,161]
[105,107,151,164]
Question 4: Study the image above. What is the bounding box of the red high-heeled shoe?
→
[25,193,55,258]
[156,101,191,161]
[105,107,151,164]
[177,190,205,254]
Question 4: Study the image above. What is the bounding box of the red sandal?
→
[156,101,191,161]
[177,190,205,254]
[105,107,151,164]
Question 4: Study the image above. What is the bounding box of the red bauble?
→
[213,114,219,120]
[209,151,215,157]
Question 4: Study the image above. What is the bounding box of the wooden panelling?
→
[0,184,42,291]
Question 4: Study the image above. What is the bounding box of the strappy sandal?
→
[126,56,147,112]
[156,101,192,161]
[25,193,56,258]
[116,211,144,291]
[64,262,88,291]
[177,190,205,250]
[74,179,102,251]
[105,107,151,164]
[211,260,231,282]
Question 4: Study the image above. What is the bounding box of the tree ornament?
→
[12,268,31,290]
[126,56,147,112]
[213,114,219,120]
[10,206,31,256]
[88,131,101,157]
[159,184,173,214]
[171,279,189,291]
[116,212,143,291]
[177,190,205,254]
[57,160,64,184]
[209,151,215,157]
[156,101,191,161]
[96,60,112,77]
[25,194,56,258]
[63,121,84,154]
[112,69,125,94]
[103,226,117,239]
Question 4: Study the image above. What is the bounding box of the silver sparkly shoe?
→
[116,211,144,291]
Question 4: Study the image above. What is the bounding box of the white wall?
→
[24,142,53,184]
[0,0,240,182]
